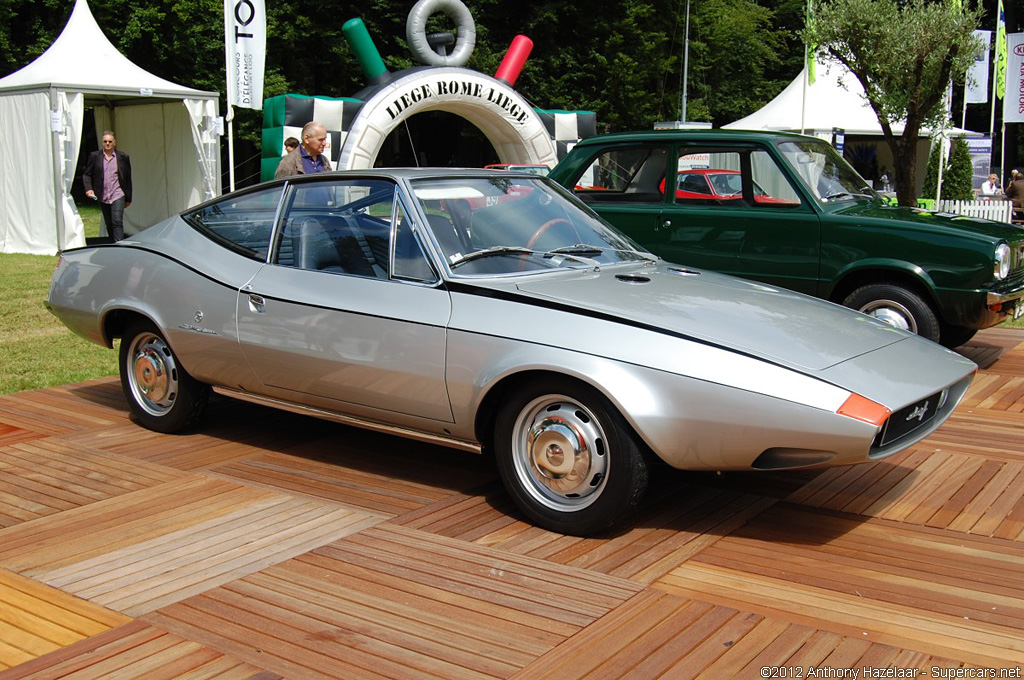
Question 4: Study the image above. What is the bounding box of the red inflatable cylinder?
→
[495,35,534,86]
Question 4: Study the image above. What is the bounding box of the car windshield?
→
[409,177,655,276]
[776,139,878,204]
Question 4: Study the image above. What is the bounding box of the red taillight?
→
[837,393,891,427]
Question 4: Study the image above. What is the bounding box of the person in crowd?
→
[1007,169,1023,194]
[1006,170,1024,220]
[980,173,1003,196]
[283,136,299,155]
[275,122,331,178]
[83,131,132,241]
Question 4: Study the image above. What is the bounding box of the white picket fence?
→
[936,200,1014,223]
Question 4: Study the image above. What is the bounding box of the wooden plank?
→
[0,619,281,680]
[0,568,129,671]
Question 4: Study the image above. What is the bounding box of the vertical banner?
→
[224,0,266,110]
[965,137,993,190]
[966,30,990,104]
[1005,33,1024,123]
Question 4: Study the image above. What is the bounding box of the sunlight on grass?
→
[0,204,118,394]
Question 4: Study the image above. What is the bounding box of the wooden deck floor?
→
[0,328,1022,679]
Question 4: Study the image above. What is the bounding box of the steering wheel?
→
[519,218,572,271]
[526,218,571,251]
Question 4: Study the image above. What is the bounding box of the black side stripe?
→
[444,280,791,372]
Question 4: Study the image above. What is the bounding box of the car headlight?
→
[994,243,1011,280]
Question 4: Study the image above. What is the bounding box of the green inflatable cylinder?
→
[343,18,390,84]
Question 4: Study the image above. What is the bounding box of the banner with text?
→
[966,30,990,104]
[225,0,266,110]
[1006,33,1024,123]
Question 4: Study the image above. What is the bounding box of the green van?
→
[549,129,1024,347]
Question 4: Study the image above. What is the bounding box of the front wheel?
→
[494,378,649,536]
[119,320,209,433]
[938,323,977,349]
[843,283,940,343]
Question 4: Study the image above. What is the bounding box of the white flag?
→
[965,30,990,104]
[225,0,266,110]
[1006,33,1024,123]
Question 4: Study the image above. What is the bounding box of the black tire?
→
[842,283,940,343]
[119,320,209,433]
[938,324,978,349]
[493,377,649,536]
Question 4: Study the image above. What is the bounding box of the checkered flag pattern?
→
[261,94,364,181]
[535,109,597,160]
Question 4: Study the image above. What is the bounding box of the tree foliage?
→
[1,0,857,173]
[803,0,984,206]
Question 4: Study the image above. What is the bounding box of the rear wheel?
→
[494,378,649,536]
[119,320,209,433]
[843,283,940,343]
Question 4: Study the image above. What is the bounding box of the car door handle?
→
[248,294,266,313]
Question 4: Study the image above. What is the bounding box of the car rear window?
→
[183,185,284,261]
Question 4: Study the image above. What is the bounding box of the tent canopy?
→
[0,0,221,254]
[724,56,978,139]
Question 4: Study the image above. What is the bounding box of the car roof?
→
[571,128,816,148]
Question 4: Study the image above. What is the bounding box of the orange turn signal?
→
[837,393,891,427]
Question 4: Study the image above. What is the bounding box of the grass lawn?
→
[0,204,118,394]
[2,204,1024,395]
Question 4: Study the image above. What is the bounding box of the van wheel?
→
[843,283,940,343]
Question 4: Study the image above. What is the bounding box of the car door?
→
[568,144,671,255]
[658,144,822,295]
[235,177,453,422]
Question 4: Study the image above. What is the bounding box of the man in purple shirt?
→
[83,131,132,241]
[274,122,332,178]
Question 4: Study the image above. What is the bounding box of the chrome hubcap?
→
[127,333,178,416]
[512,395,608,511]
[859,300,916,333]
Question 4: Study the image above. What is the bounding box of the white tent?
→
[724,57,895,136]
[724,57,981,191]
[725,56,983,137]
[0,0,221,254]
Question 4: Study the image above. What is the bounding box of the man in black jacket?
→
[83,131,132,241]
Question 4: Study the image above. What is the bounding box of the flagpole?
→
[227,105,236,193]
[801,45,809,134]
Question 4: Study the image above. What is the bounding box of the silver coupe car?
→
[48,169,977,535]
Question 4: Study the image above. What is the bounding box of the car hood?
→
[511,263,910,371]
[831,202,1024,241]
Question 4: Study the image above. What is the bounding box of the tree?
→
[943,136,975,201]
[803,0,984,207]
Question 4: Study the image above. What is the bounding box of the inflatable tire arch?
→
[337,68,558,170]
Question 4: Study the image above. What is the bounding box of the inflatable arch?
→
[338,68,557,170]
[259,0,594,180]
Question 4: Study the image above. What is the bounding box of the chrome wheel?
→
[510,394,609,512]
[857,299,916,333]
[127,332,179,416]
[843,283,939,343]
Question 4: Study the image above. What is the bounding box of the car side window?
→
[183,185,283,261]
[674,147,803,208]
[272,179,394,279]
[751,149,802,206]
[571,146,668,204]
[392,201,437,283]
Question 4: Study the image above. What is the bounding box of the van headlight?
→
[995,243,1010,280]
